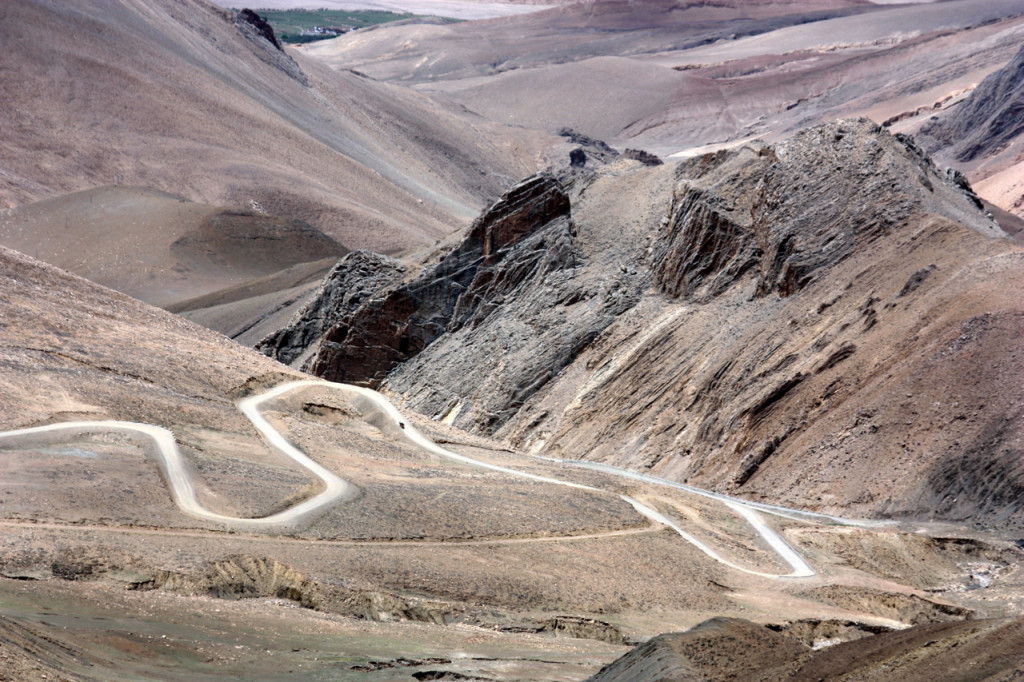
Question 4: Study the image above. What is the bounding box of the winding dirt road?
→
[0,379,871,578]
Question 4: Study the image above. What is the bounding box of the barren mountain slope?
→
[408,2,1023,148]
[0,245,642,677]
[304,0,880,82]
[590,617,1024,681]
[306,1,1024,136]
[6,241,1024,679]
[263,119,1024,529]
[0,186,346,307]
[0,0,547,252]
[917,44,1024,221]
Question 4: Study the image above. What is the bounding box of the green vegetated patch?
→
[244,8,456,43]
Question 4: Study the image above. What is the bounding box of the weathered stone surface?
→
[588,618,806,682]
[590,617,1024,682]
[283,119,1024,529]
[236,9,282,51]
[499,120,1023,528]
[654,121,999,303]
[256,250,406,367]
[234,8,309,85]
[304,174,574,386]
[622,148,663,166]
[920,44,1024,163]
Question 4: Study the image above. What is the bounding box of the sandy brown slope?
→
[589,617,1024,682]
[2,245,1023,678]
[305,0,1024,218]
[0,0,548,252]
[0,186,346,307]
[421,0,1024,150]
[304,0,879,83]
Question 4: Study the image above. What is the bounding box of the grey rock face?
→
[237,9,283,51]
[919,44,1024,162]
[263,119,1024,529]
[301,174,577,388]
[622,149,663,166]
[256,251,406,367]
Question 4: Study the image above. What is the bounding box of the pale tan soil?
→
[304,0,1024,215]
[0,0,549,252]
[0,577,628,681]
[0,187,346,308]
[1,240,1023,677]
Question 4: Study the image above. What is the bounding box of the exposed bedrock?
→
[291,174,575,387]
[274,119,1024,528]
[919,44,1024,164]
[588,617,1024,682]
[257,251,406,367]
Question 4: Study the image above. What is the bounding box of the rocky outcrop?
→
[236,9,283,51]
[557,128,620,167]
[655,121,998,304]
[380,167,652,431]
[499,120,1022,528]
[588,618,807,682]
[276,118,1024,529]
[589,617,1024,681]
[234,8,308,85]
[920,45,1024,163]
[301,174,577,387]
[257,251,406,367]
[622,148,663,166]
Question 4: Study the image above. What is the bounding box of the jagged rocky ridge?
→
[588,617,1024,681]
[919,44,1024,163]
[257,251,407,368]
[262,119,1024,528]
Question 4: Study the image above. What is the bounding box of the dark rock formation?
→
[236,9,282,51]
[557,128,617,156]
[920,45,1024,162]
[234,8,309,85]
[300,175,575,387]
[557,128,620,165]
[257,251,406,367]
[622,148,663,166]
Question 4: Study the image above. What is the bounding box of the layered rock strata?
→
[265,119,1024,528]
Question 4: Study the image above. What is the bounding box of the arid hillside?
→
[3,240,1024,680]
[590,617,1024,681]
[917,43,1024,220]
[6,1,1024,678]
[304,0,1024,217]
[0,0,548,252]
[0,186,346,307]
[261,119,1024,531]
[305,0,882,82]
